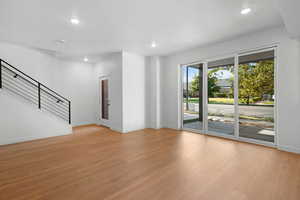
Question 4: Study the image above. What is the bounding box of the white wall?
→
[49,60,96,126]
[274,0,300,38]
[277,37,300,152]
[0,90,72,145]
[145,56,161,129]
[0,42,96,126]
[93,52,146,133]
[93,52,123,132]
[161,26,300,153]
[122,52,146,132]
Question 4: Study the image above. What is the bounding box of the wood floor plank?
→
[0,126,300,200]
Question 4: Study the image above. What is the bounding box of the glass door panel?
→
[101,79,109,120]
[238,50,275,142]
[207,57,235,135]
[99,76,110,128]
[182,64,204,130]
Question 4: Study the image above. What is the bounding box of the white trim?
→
[205,130,236,140]
[0,130,72,146]
[205,54,235,63]
[278,145,300,154]
[203,62,208,131]
[180,43,279,67]
[179,64,183,129]
[180,62,200,129]
[238,137,276,148]
[234,55,239,137]
[236,47,277,145]
[182,128,276,148]
[238,45,278,56]
[180,62,206,131]
[182,127,205,134]
[274,47,279,146]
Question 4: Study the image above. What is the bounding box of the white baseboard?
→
[277,145,300,154]
[110,127,123,133]
[0,130,72,146]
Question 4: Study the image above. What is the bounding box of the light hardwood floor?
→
[0,125,300,200]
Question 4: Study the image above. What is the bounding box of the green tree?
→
[238,60,274,104]
[207,70,220,99]
[190,67,227,101]
[190,74,200,97]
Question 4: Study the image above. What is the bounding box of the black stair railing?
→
[0,59,71,124]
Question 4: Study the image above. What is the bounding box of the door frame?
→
[98,75,110,128]
[180,62,207,133]
[179,45,278,148]
[236,46,278,146]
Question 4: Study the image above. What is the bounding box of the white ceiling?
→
[274,0,300,39]
[0,0,283,58]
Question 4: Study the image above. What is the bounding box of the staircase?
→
[0,59,71,124]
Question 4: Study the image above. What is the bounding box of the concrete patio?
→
[183,113,275,142]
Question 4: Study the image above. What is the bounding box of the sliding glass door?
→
[207,57,235,135]
[182,64,204,131]
[238,50,275,142]
[181,48,276,144]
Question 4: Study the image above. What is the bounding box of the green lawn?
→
[184,98,274,105]
[209,98,234,104]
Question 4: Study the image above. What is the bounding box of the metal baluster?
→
[69,101,71,124]
[0,59,2,89]
[38,83,41,109]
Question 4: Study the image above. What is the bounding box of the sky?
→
[183,66,233,83]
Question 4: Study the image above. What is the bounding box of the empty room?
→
[1,0,300,199]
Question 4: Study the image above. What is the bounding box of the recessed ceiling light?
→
[70,17,80,25]
[151,41,157,48]
[84,57,88,62]
[241,8,251,15]
[54,39,66,44]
